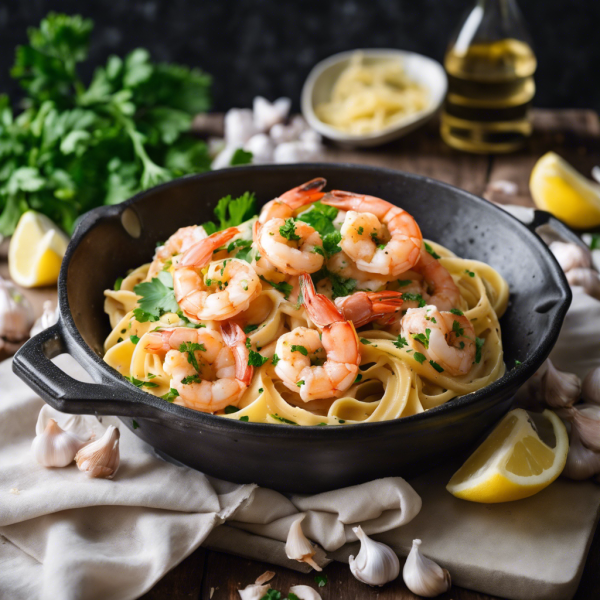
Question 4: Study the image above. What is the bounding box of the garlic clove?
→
[582,366,600,405]
[224,108,257,146]
[31,418,88,467]
[244,133,274,165]
[285,515,322,571]
[288,585,323,600]
[35,404,94,441]
[238,583,271,600]
[543,359,581,408]
[562,425,600,480]
[0,275,35,348]
[30,300,58,338]
[75,425,120,479]
[253,96,291,132]
[549,241,591,273]
[349,525,400,587]
[559,405,600,452]
[566,268,600,300]
[402,539,451,598]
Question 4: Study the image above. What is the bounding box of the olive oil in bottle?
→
[440,0,536,154]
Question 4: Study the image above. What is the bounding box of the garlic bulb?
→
[549,242,591,273]
[30,300,58,337]
[582,366,600,405]
[562,425,600,480]
[36,404,95,441]
[566,268,600,300]
[285,515,322,571]
[238,584,271,600]
[253,96,291,132]
[32,418,88,467]
[288,585,323,600]
[349,525,400,587]
[561,404,600,452]
[403,539,451,598]
[75,425,120,478]
[543,359,581,408]
[0,275,34,353]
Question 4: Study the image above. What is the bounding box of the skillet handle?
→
[525,210,587,249]
[12,322,154,417]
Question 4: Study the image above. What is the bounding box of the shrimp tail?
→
[336,291,404,328]
[279,177,327,209]
[144,329,174,353]
[180,227,240,269]
[300,273,344,328]
[320,190,360,211]
[221,322,253,384]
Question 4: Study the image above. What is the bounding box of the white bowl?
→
[301,48,448,148]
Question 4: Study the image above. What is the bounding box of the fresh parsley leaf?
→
[413,352,426,364]
[475,337,484,363]
[134,271,179,319]
[258,275,293,300]
[114,277,123,291]
[429,360,444,372]
[271,353,280,366]
[401,292,426,308]
[354,374,363,384]
[279,218,301,241]
[224,405,240,414]
[248,350,269,367]
[181,374,201,385]
[297,201,338,235]
[290,345,308,356]
[450,308,464,316]
[261,590,281,600]
[288,593,300,600]
[129,334,140,345]
[452,320,464,337]
[296,380,305,387]
[271,413,298,425]
[322,230,342,257]
[412,329,431,349]
[310,267,357,299]
[161,388,180,402]
[424,241,441,259]
[127,376,159,388]
[244,324,259,334]
[397,279,412,287]
[360,338,372,345]
[239,416,249,422]
[393,335,408,349]
[203,192,257,233]
[133,308,158,323]
[589,234,600,250]
[230,148,252,166]
[315,574,328,587]
[178,341,205,372]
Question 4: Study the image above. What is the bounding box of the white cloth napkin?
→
[0,356,421,600]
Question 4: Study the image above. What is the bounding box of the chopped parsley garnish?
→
[357,226,364,235]
[378,244,386,250]
[475,337,484,363]
[312,246,325,256]
[271,413,299,425]
[450,308,464,316]
[239,416,249,422]
[202,192,257,234]
[315,574,328,587]
[127,376,159,389]
[515,359,522,366]
[338,419,346,424]
[413,352,426,364]
[244,324,259,334]
[181,374,201,385]
[290,345,308,356]
[296,380,305,387]
[354,374,363,384]
[161,388,180,402]
[424,241,441,259]
[147,373,156,379]
[412,329,431,349]
[401,292,426,307]
[178,341,205,372]
[132,419,139,430]
[431,317,437,324]
[317,422,327,426]
[245,337,252,349]
[258,275,293,300]
[429,360,444,373]
[248,350,269,367]
[114,277,123,291]
[271,353,280,366]
[117,337,123,343]
[459,341,465,349]
[452,320,464,337]
[258,387,264,393]
[129,335,140,345]
[322,230,342,257]
[224,405,240,414]
[297,201,338,235]
[465,269,475,278]
[360,338,372,345]
[312,267,357,299]
[176,310,206,329]
[133,271,179,320]
[397,279,412,287]
[393,335,408,349]
[279,218,301,241]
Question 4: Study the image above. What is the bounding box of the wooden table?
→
[3,109,600,599]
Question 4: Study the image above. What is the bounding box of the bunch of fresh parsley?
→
[0,13,221,235]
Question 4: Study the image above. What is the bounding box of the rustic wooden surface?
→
[2,109,600,599]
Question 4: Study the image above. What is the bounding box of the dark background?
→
[0,0,599,113]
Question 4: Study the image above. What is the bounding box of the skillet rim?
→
[58,162,572,438]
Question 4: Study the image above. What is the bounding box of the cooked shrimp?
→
[259,177,326,224]
[401,306,476,376]
[335,291,404,328]
[275,274,360,401]
[144,323,252,413]
[148,225,207,278]
[257,218,324,275]
[174,228,261,322]
[327,251,391,292]
[412,247,461,311]
[321,191,422,276]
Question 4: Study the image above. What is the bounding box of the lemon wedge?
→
[530,152,600,228]
[9,211,70,287]
[446,409,568,503]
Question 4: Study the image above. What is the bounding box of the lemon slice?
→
[530,152,600,228]
[446,409,568,503]
[9,211,70,287]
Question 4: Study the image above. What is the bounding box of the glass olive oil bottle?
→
[440,0,536,153]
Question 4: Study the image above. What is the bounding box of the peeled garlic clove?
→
[30,300,59,337]
[582,366,600,405]
[288,585,323,600]
[32,418,87,467]
[549,242,591,273]
[403,539,451,598]
[562,425,600,480]
[285,515,322,571]
[566,268,600,300]
[0,275,34,347]
[244,133,274,164]
[238,583,271,600]
[75,425,120,478]
[35,404,94,441]
[224,108,257,146]
[544,359,581,408]
[349,525,399,587]
[253,96,291,132]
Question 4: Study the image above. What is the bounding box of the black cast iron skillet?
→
[13,164,576,493]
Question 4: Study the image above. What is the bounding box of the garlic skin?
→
[75,425,120,479]
[32,418,88,467]
[549,241,591,273]
[254,571,275,585]
[0,275,34,353]
[36,404,95,441]
[403,539,451,598]
[543,359,581,408]
[566,268,600,300]
[238,583,271,600]
[288,585,323,600]
[560,405,600,453]
[582,366,600,405]
[285,514,322,571]
[562,426,600,480]
[349,525,400,587]
[30,300,59,337]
